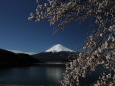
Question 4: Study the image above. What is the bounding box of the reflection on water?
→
[46,65,64,83]
[0,64,66,85]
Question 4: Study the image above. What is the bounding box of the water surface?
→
[0,64,66,85]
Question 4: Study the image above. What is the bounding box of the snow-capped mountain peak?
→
[45,44,75,52]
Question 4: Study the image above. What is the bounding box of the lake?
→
[0,64,66,86]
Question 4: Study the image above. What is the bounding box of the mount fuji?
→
[32,44,77,62]
[45,44,75,52]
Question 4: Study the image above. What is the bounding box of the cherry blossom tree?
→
[29,0,115,86]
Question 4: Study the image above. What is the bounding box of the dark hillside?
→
[32,51,78,62]
[0,49,38,67]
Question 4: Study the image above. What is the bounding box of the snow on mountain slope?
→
[45,44,75,52]
[7,49,36,55]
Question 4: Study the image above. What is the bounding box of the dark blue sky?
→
[0,0,91,53]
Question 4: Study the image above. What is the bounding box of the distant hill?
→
[0,49,38,67]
